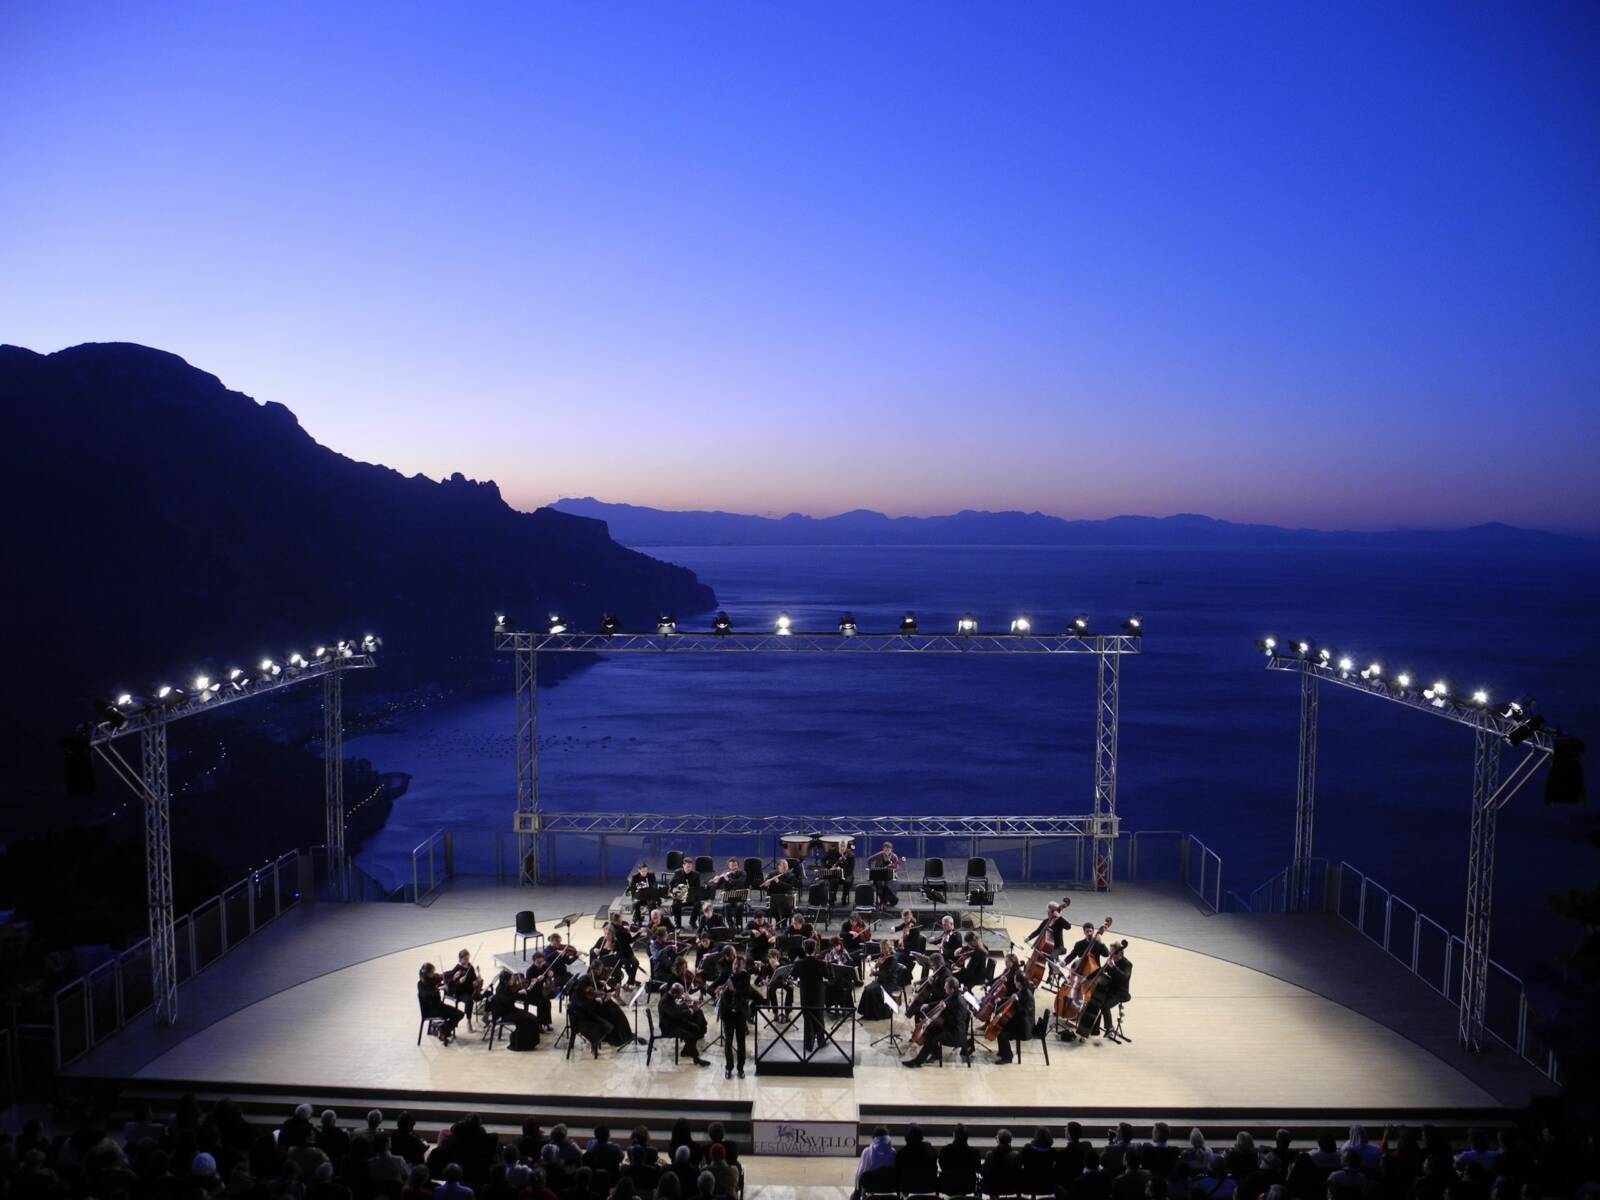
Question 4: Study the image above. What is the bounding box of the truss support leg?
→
[324,667,346,900]
[141,725,178,1026]
[1092,650,1121,890]
[516,646,539,885]
[1290,669,1319,912]
[1460,728,1501,1051]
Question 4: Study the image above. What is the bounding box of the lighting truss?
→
[522,811,1114,839]
[496,621,1140,888]
[1261,647,1557,1055]
[86,647,376,1027]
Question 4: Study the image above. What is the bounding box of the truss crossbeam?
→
[520,811,1115,839]
[496,631,1140,656]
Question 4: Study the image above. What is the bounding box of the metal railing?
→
[51,849,304,1068]
[1179,833,1224,913]
[1223,858,1330,914]
[408,826,517,904]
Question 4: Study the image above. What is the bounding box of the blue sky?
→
[2,3,1596,529]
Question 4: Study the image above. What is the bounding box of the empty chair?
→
[858,1167,900,1200]
[744,857,764,888]
[515,910,544,958]
[694,854,714,874]
[807,881,831,922]
[665,850,684,872]
[853,883,877,913]
[965,856,987,881]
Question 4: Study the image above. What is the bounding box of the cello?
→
[911,995,948,1046]
[1053,915,1112,1026]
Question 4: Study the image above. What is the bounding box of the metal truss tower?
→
[1290,670,1319,912]
[323,667,346,899]
[1092,647,1121,888]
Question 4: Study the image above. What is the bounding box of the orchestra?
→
[412,853,1133,1071]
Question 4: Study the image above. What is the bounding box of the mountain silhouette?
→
[553,496,1587,548]
[0,342,715,816]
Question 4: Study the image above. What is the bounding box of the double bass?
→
[1054,915,1113,1025]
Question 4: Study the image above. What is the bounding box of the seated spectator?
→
[1455,1135,1498,1175]
[1114,1148,1153,1200]
[1328,1151,1371,1198]
[125,1101,167,1148]
[1184,1131,1216,1175]
[1191,1158,1237,1200]
[1105,1125,1137,1177]
[368,1135,410,1185]
[190,1152,225,1198]
[706,1123,739,1166]
[1145,1124,1179,1177]
[671,1146,699,1194]
[856,1126,896,1194]
[984,1129,1021,1197]
[1343,1129,1381,1174]
[316,1113,350,1164]
[624,1126,656,1167]
[896,1124,938,1179]
[403,1164,435,1200]
[653,1171,683,1200]
[309,1161,352,1200]
[706,1145,738,1198]
[1227,1134,1260,1180]
[393,1115,429,1168]
[1311,1137,1343,1173]
[583,1127,623,1177]
[1060,1123,1092,1184]
[1072,1149,1112,1200]
[938,1124,981,1196]
[669,1120,699,1168]
[438,1162,475,1200]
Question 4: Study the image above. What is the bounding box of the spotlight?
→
[227,667,248,690]
[547,614,567,635]
[1470,688,1490,708]
[287,652,307,670]
[1337,656,1354,675]
[657,614,677,635]
[1360,660,1385,680]
[1395,671,1414,690]
[1423,679,1451,706]
[1122,614,1143,635]
[712,611,733,635]
[775,612,793,636]
[494,614,515,631]
[957,613,978,635]
[192,674,219,699]
[259,658,281,677]
[1499,697,1531,720]
[313,646,332,663]
[335,640,355,658]
[96,697,130,729]
[1317,646,1336,667]
[900,612,918,635]
[155,684,184,707]
[838,613,858,636]
[1508,713,1546,747]
[1072,614,1090,632]
[1295,639,1314,658]
[360,634,381,653]
[1011,616,1032,635]
[116,693,135,708]
[601,614,622,636]
[1256,636,1278,656]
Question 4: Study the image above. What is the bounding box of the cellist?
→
[989,953,1035,1063]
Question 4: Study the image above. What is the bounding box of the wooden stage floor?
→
[66,880,1552,1121]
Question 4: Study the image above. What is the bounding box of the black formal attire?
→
[717,969,754,1073]
[956,947,988,989]
[1064,935,1109,969]
[488,983,541,1050]
[764,871,797,919]
[571,988,633,1048]
[937,928,962,961]
[658,991,709,1059]
[1025,913,1072,957]
[907,988,969,1064]
[646,941,678,994]
[856,958,904,1020]
[867,851,899,907]
[792,952,830,1053]
[443,963,482,1008]
[896,921,927,978]
[605,924,642,985]
[627,870,658,922]
[669,868,701,925]
[821,847,854,904]
[418,976,463,1039]
[1081,956,1131,1036]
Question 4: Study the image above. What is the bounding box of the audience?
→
[6,1092,1596,1200]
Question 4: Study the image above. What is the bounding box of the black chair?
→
[665,850,684,872]
[562,1009,600,1060]
[853,883,877,915]
[644,1008,690,1066]
[806,881,831,924]
[922,858,948,904]
[902,1166,940,1200]
[480,1010,507,1049]
[964,857,987,885]
[515,910,545,958]
[859,1166,900,1200]
[1018,1150,1055,1198]
[694,854,714,875]
[416,995,445,1045]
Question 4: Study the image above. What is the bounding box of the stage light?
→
[1337,656,1354,676]
[712,611,733,635]
[601,614,622,635]
[1395,672,1414,689]
[957,613,978,635]
[360,634,380,653]
[657,614,677,635]
[116,693,133,708]
[287,653,307,670]
[1122,614,1143,635]
[259,658,281,677]
[547,615,567,635]
[97,697,129,729]
[775,612,793,635]
[1256,636,1277,656]
[1317,646,1335,667]
[1011,616,1032,635]
[1295,639,1313,658]
[313,646,332,663]
[1361,660,1384,680]
[193,674,211,692]
[1470,688,1490,708]
[900,612,918,635]
[1508,714,1546,747]
[494,614,515,631]
[335,640,355,658]
[156,684,184,708]
[1424,679,1451,706]
[1072,614,1090,632]
[838,613,858,636]
[1499,697,1529,720]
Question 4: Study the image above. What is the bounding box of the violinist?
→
[935,914,961,961]
[646,928,679,993]
[487,968,542,1051]
[1025,902,1071,959]
[747,916,774,964]
[695,902,730,940]
[841,913,871,958]
[626,861,658,922]
[444,948,483,1007]
[895,910,927,975]
[903,976,969,1068]
[417,962,464,1044]
[1065,922,1109,969]
[868,841,901,906]
[1078,941,1131,1038]
[716,952,756,1079]
[659,982,712,1067]
[755,948,792,1012]
[647,907,675,935]
[596,913,642,986]
[955,932,988,989]
[784,913,815,944]
[519,952,558,1025]
[543,934,580,988]
[569,976,637,1050]
[691,933,723,981]
[857,941,903,1020]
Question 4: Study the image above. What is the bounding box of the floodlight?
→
[657,614,677,635]
[1337,656,1354,674]
[775,612,793,635]
[1257,636,1278,656]
[1508,714,1546,747]
[838,613,858,636]
[259,658,281,677]
[1122,614,1143,635]
[494,614,514,631]
[1361,660,1384,680]
[547,615,567,635]
[1295,639,1314,657]
[712,611,733,635]
[1470,688,1490,708]
[1011,616,1032,635]
[287,653,307,670]
[1071,614,1090,632]
[601,614,622,635]
[1395,672,1414,690]
[900,612,918,635]
[957,613,978,635]
[360,634,380,653]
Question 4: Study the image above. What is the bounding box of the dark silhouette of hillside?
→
[554,496,1589,548]
[0,342,715,822]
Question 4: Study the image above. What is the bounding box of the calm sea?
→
[348,543,1599,954]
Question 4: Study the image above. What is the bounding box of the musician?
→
[657,982,712,1066]
[646,928,679,993]
[568,976,636,1050]
[822,840,856,904]
[717,953,756,1079]
[487,969,542,1050]
[444,949,484,1009]
[417,963,463,1043]
[955,932,988,989]
[747,916,774,964]
[1065,922,1110,969]
[1025,902,1071,959]
[600,914,642,986]
[868,841,901,907]
[841,913,871,959]
[755,948,792,1011]
[857,942,904,1020]
[903,977,970,1067]
[990,954,1035,1064]
[669,860,702,925]
[544,934,579,988]
[907,954,951,1021]
[1079,942,1132,1038]
[792,938,831,1054]
[710,857,746,892]
[626,861,658,922]
[691,933,723,981]
[519,952,558,1025]
[694,902,730,940]
[785,913,816,944]
[936,914,961,961]
[761,859,798,919]
[895,910,927,975]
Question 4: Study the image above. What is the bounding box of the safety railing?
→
[1330,861,1558,1083]
[1179,833,1223,913]
[51,849,304,1069]
[1223,858,1329,914]
[407,827,516,904]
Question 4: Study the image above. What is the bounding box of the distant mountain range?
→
[552,497,1588,549]
[0,343,714,807]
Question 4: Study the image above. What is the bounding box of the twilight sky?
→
[3,4,1597,530]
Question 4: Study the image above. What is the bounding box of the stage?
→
[62,877,1555,1145]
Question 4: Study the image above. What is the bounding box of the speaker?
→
[1545,736,1586,805]
[63,734,96,796]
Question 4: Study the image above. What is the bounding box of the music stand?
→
[868,866,893,909]
[869,990,906,1054]
[966,885,994,929]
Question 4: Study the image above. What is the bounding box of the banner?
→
[751,1119,858,1157]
